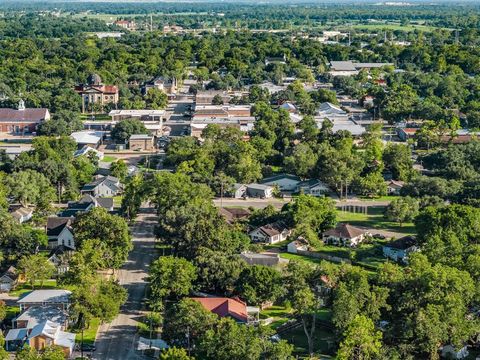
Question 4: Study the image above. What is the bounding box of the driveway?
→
[93,207,157,360]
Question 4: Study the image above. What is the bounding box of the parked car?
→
[373,233,386,240]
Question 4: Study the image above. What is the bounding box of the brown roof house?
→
[191,297,259,324]
[386,180,405,195]
[0,100,50,134]
[75,74,119,113]
[249,221,291,244]
[322,223,370,247]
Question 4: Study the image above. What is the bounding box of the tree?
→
[282,194,337,242]
[15,346,65,360]
[212,94,224,105]
[383,143,414,181]
[0,301,6,323]
[158,347,193,360]
[149,256,197,302]
[71,276,127,326]
[357,172,387,198]
[337,315,383,360]
[18,254,55,289]
[163,298,218,350]
[5,170,55,208]
[198,317,293,360]
[110,160,128,181]
[0,333,7,360]
[121,174,145,220]
[284,143,318,178]
[194,249,246,294]
[72,208,132,269]
[111,119,149,144]
[235,265,283,305]
[145,88,168,109]
[385,197,419,226]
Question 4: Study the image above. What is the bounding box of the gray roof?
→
[329,61,357,71]
[246,183,273,191]
[15,306,68,329]
[18,290,71,304]
[5,328,28,341]
[129,134,153,140]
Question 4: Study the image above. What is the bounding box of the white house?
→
[323,223,370,247]
[386,180,405,195]
[382,236,417,263]
[10,207,33,223]
[46,217,75,250]
[81,175,122,197]
[249,221,291,244]
[287,238,309,254]
[316,102,348,121]
[260,174,301,192]
[73,145,104,160]
[246,184,274,199]
[0,266,18,292]
[227,183,247,198]
[296,179,330,196]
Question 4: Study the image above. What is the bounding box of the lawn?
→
[10,279,59,298]
[80,113,111,121]
[74,317,101,345]
[5,305,20,320]
[337,206,416,235]
[280,253,323,265]
[280,319,336,357]
[260,305,293,330]
[102,155,117,163]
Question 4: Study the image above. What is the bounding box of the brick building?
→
[0,100,50,134]
[75,74,119,113]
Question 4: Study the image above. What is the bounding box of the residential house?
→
[386,180,405,195]
[14,306,68,330]
[46,217,75,250]
[239,252,286,267]
[249,221,291,244]
[48,246,73,275]
[219,207,251,224]
[17,290,71,312]
[5,320,75,356]
[75,74,119,113]
[246,184,274,199]
[191,297,259,324]
[73,145,104,160]
[59,194,114,217]
[226,183,247,199]
[316,102,348,121]
[280,102,297,113]
[0,266,19,292]
[129,134,155,151]
[323,223,370,247]
[0,100,50,134]
[287,238,309,254]
[440,345,469,359]
[296,179,330,196]
[396,127,419,141]
[265,55,287,66]
[9,206,34,223]
[114,19,136,30]
[81,175,122,197]
[260,174,301,192]
[383,236,417,263]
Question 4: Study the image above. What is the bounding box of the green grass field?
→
[101,155,117,163]
[74,318,101,345]
[9,279,59,297]
[337,206,416,235]
[260,305,293,330]
[280,309,336,357]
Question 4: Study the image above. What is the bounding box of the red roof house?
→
[191,297,248,323]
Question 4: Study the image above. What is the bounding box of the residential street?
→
[93,207,157,360]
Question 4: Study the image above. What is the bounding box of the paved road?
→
[213,197,392,209]
[93,208,157,360]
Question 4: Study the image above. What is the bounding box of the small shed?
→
[129,134,154,151]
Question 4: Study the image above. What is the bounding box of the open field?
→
[337,206,416,235]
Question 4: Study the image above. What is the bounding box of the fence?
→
[296,250,351,264]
